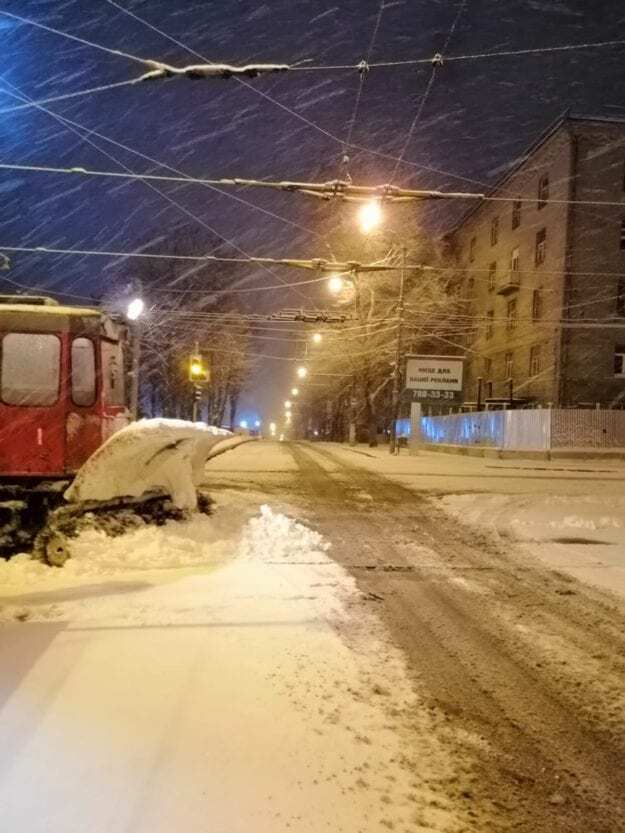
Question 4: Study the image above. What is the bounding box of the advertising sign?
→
[405,355,464,392]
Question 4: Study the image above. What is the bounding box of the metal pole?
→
[129,321,141,421]
[389,245,407,454]
[192,385,200,422]
[129,276,143,421]
[476,376,483,411]
[348,274,360,446]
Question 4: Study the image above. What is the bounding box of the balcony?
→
[496,270,521,295]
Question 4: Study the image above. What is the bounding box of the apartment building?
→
[449,115,625,407]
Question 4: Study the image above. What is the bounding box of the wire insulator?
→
[357,59,370,77]
[431,52,444,66]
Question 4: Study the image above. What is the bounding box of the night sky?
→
[0,0,623,419]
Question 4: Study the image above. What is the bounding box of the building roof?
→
[449,112,625,234]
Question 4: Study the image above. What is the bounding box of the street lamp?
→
[126,296,145,421]
[126,296,145,321]
[358,199,383,234]
[291,387,299,396]
[296,366,308,380]
[328,274,345,295]
[311,332,323,344]
[284,400,292,409]
[239,419,248,429]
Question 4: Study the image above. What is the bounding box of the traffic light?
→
[188,354,210,383]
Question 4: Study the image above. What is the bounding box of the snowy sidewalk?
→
[0,492,461,833]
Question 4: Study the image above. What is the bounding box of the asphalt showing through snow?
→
[267,441,625,833]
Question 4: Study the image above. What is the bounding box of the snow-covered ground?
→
[328,443,625,599]
[0,484,463,832]
[438,492,625,598]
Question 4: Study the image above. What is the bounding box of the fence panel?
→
[551,409,625,448]
[503,409,550,450]
[421,411,505,446]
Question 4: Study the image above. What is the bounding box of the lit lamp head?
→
[311,332,322,345]
[291,387,299,397]
[296,366,308,380]
[284,400,292,409]
[358,199,383,234]
[327,274,344,295]
[126,297,145,321]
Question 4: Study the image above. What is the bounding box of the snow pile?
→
[237,505,330,562]
[65,418,240,508]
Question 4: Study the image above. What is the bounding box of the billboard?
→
[404,355,464,402]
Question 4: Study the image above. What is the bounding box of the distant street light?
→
[284,400,292,409]
[291,387,299,396]
[239,419,248,429]
[254,419,261,428]
[269,421,277,435]
[126,297,145,321]
[311,332,323,344]
[358,199,383,234]
[296,366,308,379]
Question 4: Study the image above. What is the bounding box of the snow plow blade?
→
[65,419,241,510]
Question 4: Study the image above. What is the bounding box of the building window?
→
[621,219,625,250]
[532,289,542,321]
[510,246,520,272]
[504,351,514,379]
[618,275,625,317]
[512,199,522,230]
[488,261,497,291]
[490,217,499,246]
[529,345,542,377]
[538,174,549,209]
[535,228,547,266]
[506,298,518,330]
[469,236,476,262]
[71,337,96,407]
[486,310,494,340]
[484,357,492,377]
[615,346,625,376]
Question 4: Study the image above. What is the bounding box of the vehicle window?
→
[101,339,125,406]
[1,333,61,406]
[71,337,96,406]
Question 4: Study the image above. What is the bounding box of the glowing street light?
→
[239,419,248,429]
[254,419,261,428]
[311,332,323,344]
[269,421,277,434]
[327,274,345,295]
[126,296,145,321]
[284,400,292,409]
[291,387,299,396]
[358,199,383,234]
[296,366,308,380]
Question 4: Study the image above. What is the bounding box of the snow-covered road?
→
[0,479,462,832]
[3,439,625,833]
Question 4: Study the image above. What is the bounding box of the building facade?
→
[449,115,625,407]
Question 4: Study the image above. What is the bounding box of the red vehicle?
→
[0,295,130,557]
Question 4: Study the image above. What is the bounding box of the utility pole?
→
[129,278,143,421]
[348,274,361,446]
[389,245,407,454]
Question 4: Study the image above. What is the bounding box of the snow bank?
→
[65,418,242,509]
[438,492,625,597]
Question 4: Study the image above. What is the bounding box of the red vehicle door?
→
[0,330,66,476]
[64,335,102,473]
